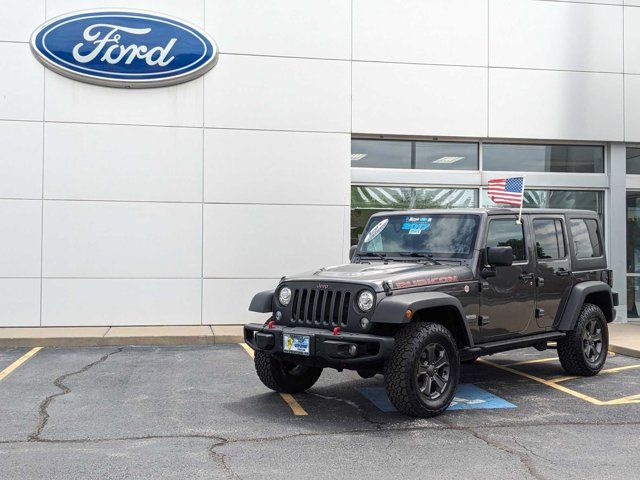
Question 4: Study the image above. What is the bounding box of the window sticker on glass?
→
[402,216,432,235]
[364,218,389,243]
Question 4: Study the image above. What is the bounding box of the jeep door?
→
[479,216,536,339]
[531,216,574,329]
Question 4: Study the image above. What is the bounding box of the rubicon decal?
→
[393,276,459,289]
[30,10,218,88]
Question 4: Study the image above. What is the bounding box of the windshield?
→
[358,214,480,259]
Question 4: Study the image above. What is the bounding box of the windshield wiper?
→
[358,252,399,262]
[399,252,441,265]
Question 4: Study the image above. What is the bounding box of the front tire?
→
[557,303,608,376]
[384,322,460,417]
[254,351,322,393]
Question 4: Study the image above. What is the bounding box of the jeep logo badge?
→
[317,284,329,290]
[30,10,218,88]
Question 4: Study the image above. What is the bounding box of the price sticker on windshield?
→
[364,218,389,243]
[402,216,431,235]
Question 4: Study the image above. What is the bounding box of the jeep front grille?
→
[290,287,351,328]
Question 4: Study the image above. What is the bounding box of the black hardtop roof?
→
[370,208,599,218]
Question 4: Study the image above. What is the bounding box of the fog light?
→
[360,317,370,330]
[348,344,358,356]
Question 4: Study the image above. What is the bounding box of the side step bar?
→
[461,332,566,360]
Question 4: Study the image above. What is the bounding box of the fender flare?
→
[370,292,474,347]
[556,281,614,331]
[249,289,274,313]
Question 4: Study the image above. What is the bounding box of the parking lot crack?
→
[28,347,124,442]
[306,392,385,428]
[208,438,242,480]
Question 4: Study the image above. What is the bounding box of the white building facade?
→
[0,0,638,328]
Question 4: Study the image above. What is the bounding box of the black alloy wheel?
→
[416,343,451,400]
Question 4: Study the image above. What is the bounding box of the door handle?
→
[555,270,571,277]
[519,273,534,280]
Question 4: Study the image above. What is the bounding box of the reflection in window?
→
[482,189,604,219]
[350,186,477,245]
[483,144,604,173]
[533,219,566,260]
[486,219,526,261]
[627,147,640,175]
[570,219,602,259]
[351,139,478,170]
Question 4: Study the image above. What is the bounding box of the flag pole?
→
[517,176,526,224]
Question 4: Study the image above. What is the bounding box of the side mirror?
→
[349,245,358,262]
[486,246,513,267]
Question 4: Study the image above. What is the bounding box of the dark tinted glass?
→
[483,144,604,173]
[359,214,480,259]
[486,219,526,261]
[533,219,566,260]
[627,147,640,174]
[414,141,478,170]
[570,219,602,258]
[351,140,411,169]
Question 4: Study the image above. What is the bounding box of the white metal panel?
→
[625,74,640,141]
[0,121,43,198]
[353,0,487,66]
[489,68,623,141]
[0,200,41,277]
[0,0,44,42]
[625,0,640,6]
[352,62,487,137]
[625,7,640,74]
[203,55,350,132]
[205,0,350,59]
[46,0,205,25]
[42,201,202,277]
[490,0,623,73]
[203,204,345,278]
[0,279,40,327]
[42,279,201,326]
[45,70,204,127]
[0,43,43,121]
[203,278,277,325]
[204,129,349,205]
[45,123,203,202]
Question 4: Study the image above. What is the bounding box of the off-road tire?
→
[384,322,460,417]
[254,351,322,393]
[557,303,608,377]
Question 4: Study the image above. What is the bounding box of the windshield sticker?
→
[402,216,431,235]
[364,218,389,243]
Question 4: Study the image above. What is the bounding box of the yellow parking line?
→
[0,347,42,382]
[604,393,640,405]
[239,343,309,416]
[551,363,640,383]
[479,358,607,405]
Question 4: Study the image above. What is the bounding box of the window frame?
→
[484,216,528,265]
[531,216,568,262]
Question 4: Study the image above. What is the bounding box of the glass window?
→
[351,186,478,245]
[570,219,602,258]
[486,219,526,261]
[626,192,640,318]
[533,219,566,260]
[627,147,640,174]
[351,139,478,170]
[359,214,480,259]
[414,141,478,170]
[482,189,604,218]
[351,140,411,169]
[483,144,604,173]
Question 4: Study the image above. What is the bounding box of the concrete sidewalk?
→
[0,323,638,355]
[0,325,243,347]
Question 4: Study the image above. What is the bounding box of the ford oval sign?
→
[30,10,218,88]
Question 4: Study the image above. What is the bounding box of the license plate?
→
[283,334,310,356]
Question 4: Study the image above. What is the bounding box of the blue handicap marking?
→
[356,384,516,412]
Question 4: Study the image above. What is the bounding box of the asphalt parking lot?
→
[1,343,639,480]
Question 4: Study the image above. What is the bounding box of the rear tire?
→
[254,351,322,393]
[384,322,460,417]
[557,303,608,376]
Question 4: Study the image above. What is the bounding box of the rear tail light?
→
[601,269,613,287]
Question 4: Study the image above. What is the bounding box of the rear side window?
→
[570,218,602,258]
[486,219,526,261]
[533,219,566,260]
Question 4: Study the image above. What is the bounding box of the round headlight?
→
[278,287,292,306]
[357,290,375,312]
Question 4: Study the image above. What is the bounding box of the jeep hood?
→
[283,262,474,292]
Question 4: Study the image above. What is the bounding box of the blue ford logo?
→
[30,10,218,88]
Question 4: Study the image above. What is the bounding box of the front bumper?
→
[243,323,394,369]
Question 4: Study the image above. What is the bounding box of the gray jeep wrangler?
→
[244,208,618,417]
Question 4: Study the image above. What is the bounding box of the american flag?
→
[488,177,525,207]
